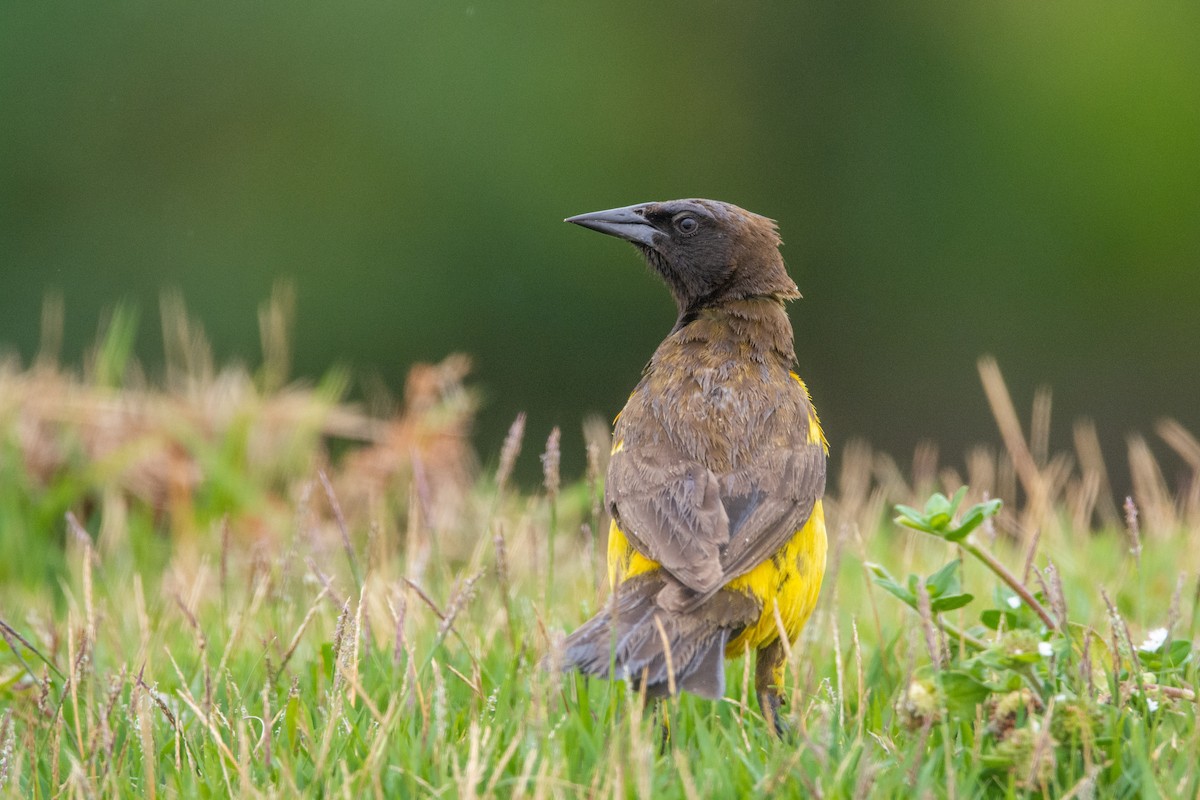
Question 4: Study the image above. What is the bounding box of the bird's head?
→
[565,199,800,313]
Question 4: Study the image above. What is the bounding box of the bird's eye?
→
[674,215,699,235]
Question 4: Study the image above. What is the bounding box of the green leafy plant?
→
[867,487,1198,791]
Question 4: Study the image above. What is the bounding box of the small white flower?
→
[1037,641,1053,657]
[1138,628,1168,653]
[1006,596,1021,609]
[1146,697,1159,713]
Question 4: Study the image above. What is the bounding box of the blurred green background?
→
[2,2,1198,488]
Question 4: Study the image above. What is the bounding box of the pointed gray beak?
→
[564,203,658,247]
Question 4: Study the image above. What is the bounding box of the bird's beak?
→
[564,203,658,247]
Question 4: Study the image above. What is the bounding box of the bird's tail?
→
[562,575,749,699]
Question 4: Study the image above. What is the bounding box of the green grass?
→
[1,302,1198,797]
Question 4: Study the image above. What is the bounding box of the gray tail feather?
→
[562,576,731,700]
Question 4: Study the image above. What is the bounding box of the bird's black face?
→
[566,199,752,310]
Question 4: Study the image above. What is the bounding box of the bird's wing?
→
[607,422,826,600]
[716,439,826,583]
[606,434,731,595]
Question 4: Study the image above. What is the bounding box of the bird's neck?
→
[667,296,797,365]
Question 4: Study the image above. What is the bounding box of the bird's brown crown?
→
[566,199,800,316]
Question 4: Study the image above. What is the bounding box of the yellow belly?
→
[606,500,828,656]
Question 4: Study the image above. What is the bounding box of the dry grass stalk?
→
[831,611,845,729]
[495,413,526,493]
[912,440,939,496]
[1073,419,1120,527]
[1025,696,1057,791]
[977,356,1043,504]
[1030,386,1052,468]
[1156,418,1200,522]
[915,583,942,671]
[1124,496,1143,563]
[0,711,13,792]
[1043,563,1068,632]
[978,358,1061,551]
[1127,435,1176,536]
[1069,471,1101,536]
[651,615,678,697]
[275,585,332,682]
[1166,573,1187,637]
[319,469,362,590]
[851,618,866,735]
[437,571,483,646]
[1100,588,1145,692]
[540,427,561,501]
[133,678,157,800]
[257,280,295,394]
[836,439,875,523]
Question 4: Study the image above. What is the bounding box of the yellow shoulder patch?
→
[790,371,829,454]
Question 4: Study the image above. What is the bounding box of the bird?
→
[560,198,828,735]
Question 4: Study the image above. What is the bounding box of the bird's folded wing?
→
[606,439,731,595]
[717,441,826,582]
[607,433,826,600]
